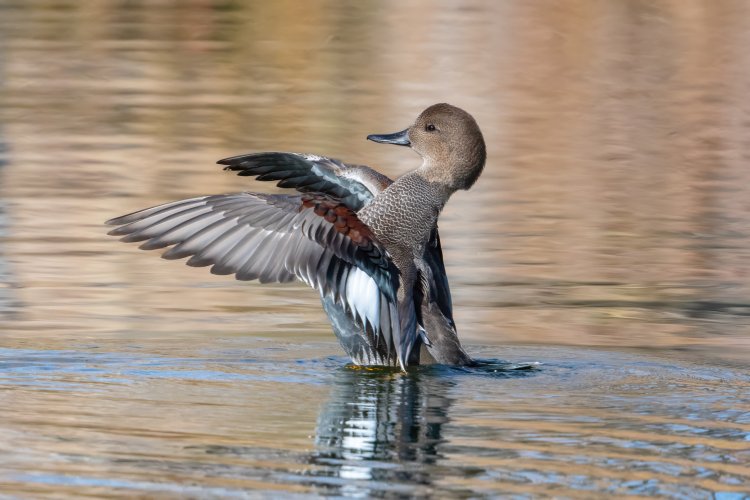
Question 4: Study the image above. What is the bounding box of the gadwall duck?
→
[106,103,486,370]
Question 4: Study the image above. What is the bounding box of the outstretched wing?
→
[106,192,408,367]
[218,152,392,211]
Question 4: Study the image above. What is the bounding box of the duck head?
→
[368,103,486,191]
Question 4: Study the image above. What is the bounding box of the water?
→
[1,1,749,498]
[1,346,747,497]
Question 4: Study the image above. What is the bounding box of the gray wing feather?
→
[107,192,404,367]
[218,153,390,211]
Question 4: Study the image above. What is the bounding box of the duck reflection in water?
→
[310,366,455,489]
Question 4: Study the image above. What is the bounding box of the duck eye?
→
[426,124,436,132]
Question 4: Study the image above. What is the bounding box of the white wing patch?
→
[345,267,381,333]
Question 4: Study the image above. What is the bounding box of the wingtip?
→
[217,153,251,165]
[105,215,127,227]
[217,151,269,166]
[397,344,413,372]
[217,154,247,167]
[397,357,408,372]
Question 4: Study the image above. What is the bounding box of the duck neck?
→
[416,157,466,197]
[413,161,456,207]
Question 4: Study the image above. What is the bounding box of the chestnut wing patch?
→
[299,194,397,296]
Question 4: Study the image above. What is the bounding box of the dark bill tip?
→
[366,128,411,146]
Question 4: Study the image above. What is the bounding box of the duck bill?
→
[366,128,411,146]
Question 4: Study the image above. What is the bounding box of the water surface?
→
[1,345,748,498]
[0,1,749,498]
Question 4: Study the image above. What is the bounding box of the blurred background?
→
[0,1,749,497]
[1,0,748,360]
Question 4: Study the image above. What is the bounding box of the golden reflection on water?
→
[0,1,749,498]
[1,0,748,360]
